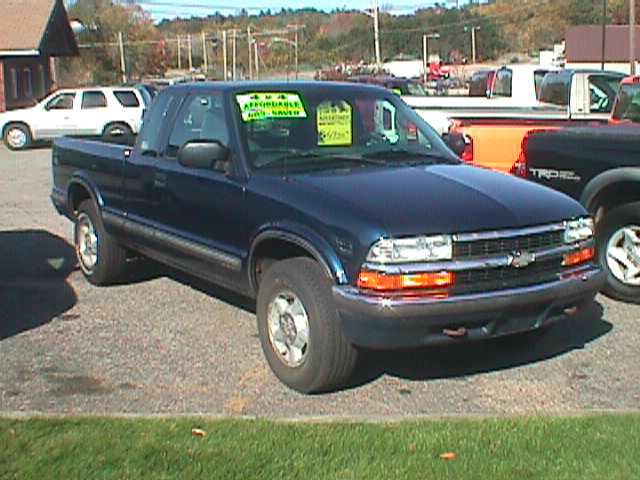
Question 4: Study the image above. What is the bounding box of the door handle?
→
[154,173,167,188]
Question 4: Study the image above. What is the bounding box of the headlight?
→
[366,235,453,264]
[564,217,594,244]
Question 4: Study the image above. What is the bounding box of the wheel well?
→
[67,183,92,216]
[2,121,31,138]
[588,181,640,222]
[251,238,321,291]
[102,122,132,135]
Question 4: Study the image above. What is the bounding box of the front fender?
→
[580,167,640,212]
[248,221,349,293]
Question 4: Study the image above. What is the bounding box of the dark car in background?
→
[348,75,428,96]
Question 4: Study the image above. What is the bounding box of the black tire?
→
[3,123,32,151]
[596,202,640,304]
[74,200,127,286]
[256,257,358,393]
[102,123,133,143]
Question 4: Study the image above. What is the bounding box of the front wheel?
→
[74,200,127,286]
[597,202,640,304]
[3,123,32,151]
[256,257,358,393]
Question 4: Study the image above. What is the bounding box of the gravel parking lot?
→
[1,146,639,418]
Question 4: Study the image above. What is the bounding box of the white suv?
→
[0,87,145,150]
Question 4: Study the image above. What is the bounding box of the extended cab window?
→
[82,91,108,109]
[114,90,140,108]
[588,74,623,114]
[136,91,176,156]
[493,69,512,97]
[45,93,75,110]
[167,94,230,166]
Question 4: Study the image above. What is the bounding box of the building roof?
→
[566,25,640,63]
[0,0,78,57]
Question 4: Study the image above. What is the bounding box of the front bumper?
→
[332,266,605,349]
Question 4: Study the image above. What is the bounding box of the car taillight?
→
[460,134,474,163]
[357,270,455,292]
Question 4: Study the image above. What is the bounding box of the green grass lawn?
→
[1,414,639,479]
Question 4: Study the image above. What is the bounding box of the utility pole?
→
[247,25,253,80]
[467,26,480,63]
[254,41,260,79]
[222,30,228,80]
[373,0,381,68]
[118,32,127,83]
[422,33,440,84]
[187,34,193,71]
[601,0,608,70]
[202,31,208,74]
[631,0,636,74]
[232,29,237,80]
[177,35,182,70]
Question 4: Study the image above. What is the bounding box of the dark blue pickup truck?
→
[51,82,604,393]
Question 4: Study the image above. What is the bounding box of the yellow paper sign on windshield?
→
[235,92,307,122]
[317,101,352,146]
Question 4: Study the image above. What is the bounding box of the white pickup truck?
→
[0,87,145,150]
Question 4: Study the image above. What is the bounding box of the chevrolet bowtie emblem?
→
[509,251,536,268]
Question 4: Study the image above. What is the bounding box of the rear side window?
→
[167,94,230,163]
[533,70,549,99]
[136,91,177,156]
[114,90,141,108]
[82,91,107,109]
[612,83,640,121]
[588,74,623,114]
[493,69,512,97]
[539,74,571,106]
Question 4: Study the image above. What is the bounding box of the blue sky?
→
[137,0,470,21]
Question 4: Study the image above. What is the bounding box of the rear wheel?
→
[597,202,640,304]
[74,200,127,286]
[102,123,133,143]
[3,123,32,151]
[256,257,358,393]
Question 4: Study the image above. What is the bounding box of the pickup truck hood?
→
[294,164,586,237]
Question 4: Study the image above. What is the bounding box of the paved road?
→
[1,146,639,417]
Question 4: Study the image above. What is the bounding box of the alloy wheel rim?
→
[7,128,26,149]
[267,290,310,368]
[606,225,640,286]
[76,213,99,273]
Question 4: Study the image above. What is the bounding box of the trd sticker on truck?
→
[236,92,307,122]
[529,168,581,182]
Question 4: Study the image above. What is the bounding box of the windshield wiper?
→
[258,152,386,170]
[362,148,453,165]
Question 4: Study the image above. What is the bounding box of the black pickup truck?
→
[51,82,604,393]
[513,125,640,304]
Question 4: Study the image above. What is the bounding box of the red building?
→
[0,0,78,112]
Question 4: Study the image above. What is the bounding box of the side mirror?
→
[178,140,229,170]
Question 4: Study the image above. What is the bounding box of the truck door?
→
[122,90,180,236]
[152,92,247,285]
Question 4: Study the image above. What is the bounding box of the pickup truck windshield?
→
[235,90,454,173]
[612,82,640,122]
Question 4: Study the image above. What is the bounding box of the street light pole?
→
[631,0,636,74]
[601,0,608,70]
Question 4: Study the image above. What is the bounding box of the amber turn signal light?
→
[563,247,595,267]
[357,270,455,292]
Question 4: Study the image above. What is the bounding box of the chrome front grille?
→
[453,230,565,260]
